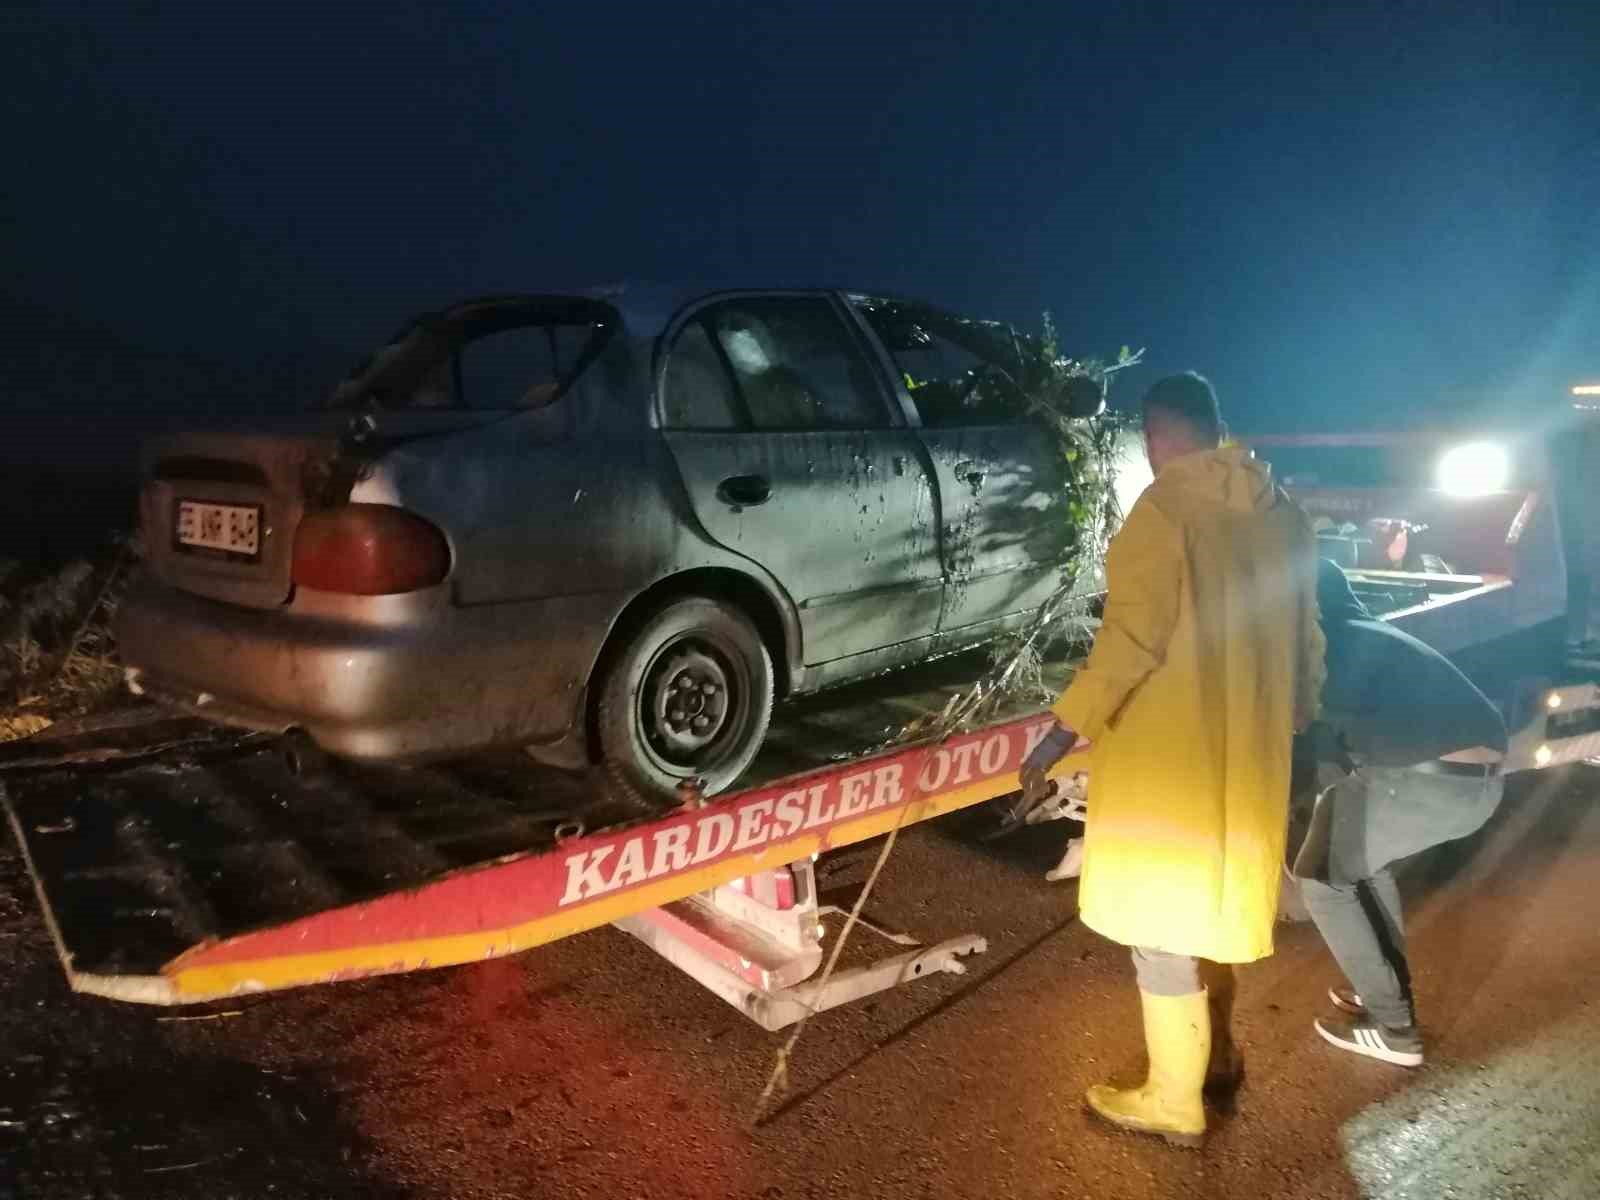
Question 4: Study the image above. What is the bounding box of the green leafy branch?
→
[880,314,1145,741]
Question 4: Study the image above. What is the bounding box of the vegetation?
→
[1024,311,1143,584]
[0,542,133,742]
[884,315,1144,743]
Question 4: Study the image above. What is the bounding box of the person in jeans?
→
[1020,373,1324,1147]
[1293,560,1507,1066]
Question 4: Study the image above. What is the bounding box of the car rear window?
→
[327,296,615,411]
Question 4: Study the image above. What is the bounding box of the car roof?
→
[574,282,975,339]
[574,282,839,337]
[432,284,974,340]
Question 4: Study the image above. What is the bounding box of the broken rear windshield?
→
[323,296,615,411]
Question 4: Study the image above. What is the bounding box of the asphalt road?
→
[3,762,1597,1199]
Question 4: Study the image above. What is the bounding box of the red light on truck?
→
[291,505,450,595]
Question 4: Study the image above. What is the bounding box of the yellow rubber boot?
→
[1085,989,1210,1148]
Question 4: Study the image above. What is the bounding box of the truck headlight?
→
[1436,442,1508,497]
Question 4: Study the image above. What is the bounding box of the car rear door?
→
[660,293,943,666]
[847,296,1071,642]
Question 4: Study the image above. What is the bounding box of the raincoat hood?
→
[1158,444,1277,514]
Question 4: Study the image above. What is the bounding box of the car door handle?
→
[716,474,772,507]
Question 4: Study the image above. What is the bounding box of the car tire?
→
[596,596,774,800]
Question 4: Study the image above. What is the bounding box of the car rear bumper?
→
[115,573,614,764]
[1508,680,1600,771]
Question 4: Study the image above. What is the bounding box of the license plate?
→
[174,500,262,558]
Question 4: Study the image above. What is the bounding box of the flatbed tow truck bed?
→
[2,650,1081,1019]
[12,434,1600,1021]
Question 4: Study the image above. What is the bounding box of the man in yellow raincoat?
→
[1020,372,1324,1147]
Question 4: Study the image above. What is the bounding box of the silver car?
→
[117,286,1099,795]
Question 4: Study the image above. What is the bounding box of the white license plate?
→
[175,500,261,557]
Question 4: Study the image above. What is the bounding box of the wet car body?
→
[117,286,1086,793]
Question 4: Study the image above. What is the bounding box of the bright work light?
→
[1436,442,1508,497]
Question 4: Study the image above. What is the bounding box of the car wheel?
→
[596,596,774,800]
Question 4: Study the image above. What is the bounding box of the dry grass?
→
[0,540,135,742]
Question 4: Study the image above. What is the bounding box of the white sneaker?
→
[1046,837,1084,882]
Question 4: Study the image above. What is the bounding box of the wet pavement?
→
[2,762,1597,1198]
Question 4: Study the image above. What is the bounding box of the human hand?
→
[987,722,1079,840]
[1023,722,1078,776]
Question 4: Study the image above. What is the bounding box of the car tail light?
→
[291,504,450,595]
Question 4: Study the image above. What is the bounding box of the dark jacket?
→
[1313,560,1507,767]
[1291,561,1509,882]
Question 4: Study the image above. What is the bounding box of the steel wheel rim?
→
[638,632,753,776]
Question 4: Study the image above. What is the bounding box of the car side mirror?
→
[1057,375,1105,419]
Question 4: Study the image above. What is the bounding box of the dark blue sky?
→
[4,0,1597,443]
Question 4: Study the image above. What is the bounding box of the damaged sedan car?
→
[117,286,1104,796]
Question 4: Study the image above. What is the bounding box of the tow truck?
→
[1251,390,1600,770]
[2,647,1092,1026]
[6,399,1596,1025]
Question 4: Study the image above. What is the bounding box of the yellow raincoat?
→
[1054,445,1324,963]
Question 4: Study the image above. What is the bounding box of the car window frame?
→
[845,294,1036,430]
[655,290,906,433]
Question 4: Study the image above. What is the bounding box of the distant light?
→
[1572,384,1600,396]
[1547,692,1563,710]
[1437,442,1509,497]
[1535,744,1553,768]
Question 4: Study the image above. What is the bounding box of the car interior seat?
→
[745,365,822,428]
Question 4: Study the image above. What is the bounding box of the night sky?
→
[4,0,1597,459]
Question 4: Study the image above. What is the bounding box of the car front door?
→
[660,293,944,667]
[848,296,1072,643]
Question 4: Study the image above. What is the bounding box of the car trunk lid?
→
[139,411,496,609]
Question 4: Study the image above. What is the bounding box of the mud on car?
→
[117,286,1102,798]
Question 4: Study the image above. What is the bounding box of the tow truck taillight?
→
[291,505,450,596]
